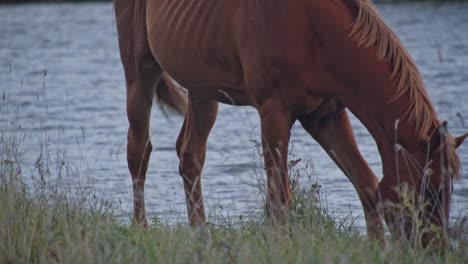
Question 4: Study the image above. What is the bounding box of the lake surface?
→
[1,2,467,230]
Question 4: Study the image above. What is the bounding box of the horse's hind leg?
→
[126,77,156,226]
[114,0,161,225]
[299,98,384,241]
[176,94,218,226]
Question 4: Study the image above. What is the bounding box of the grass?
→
[1,122,468,263]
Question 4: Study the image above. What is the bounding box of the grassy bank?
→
[2,178,467,263]
[1,126,467,263]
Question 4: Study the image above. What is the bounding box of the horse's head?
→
[379,122,467,248]
[417,123,467,247]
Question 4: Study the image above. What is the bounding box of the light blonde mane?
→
[349,0,439,141]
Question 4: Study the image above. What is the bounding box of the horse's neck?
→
[336,0,439,165]
[346,89,436,179]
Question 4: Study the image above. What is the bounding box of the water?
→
[1,2,467,229]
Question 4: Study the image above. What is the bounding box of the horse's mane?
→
[348,0,439,142]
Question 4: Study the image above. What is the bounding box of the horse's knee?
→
[178,152,194,176]
[178,151,204,180]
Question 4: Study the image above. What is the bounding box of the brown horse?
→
[114,0,467,246]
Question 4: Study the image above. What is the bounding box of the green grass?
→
[1,178,467,263]
[1,125,467,263]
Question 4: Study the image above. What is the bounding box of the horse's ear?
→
[454,133,468,149]
[430,121,448,154]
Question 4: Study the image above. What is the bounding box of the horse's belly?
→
[153,43,249,105]
[153,48,242,90]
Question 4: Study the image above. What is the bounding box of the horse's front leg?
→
[299,98,384,242]
[176,94,219,226]
[258,100,294,228]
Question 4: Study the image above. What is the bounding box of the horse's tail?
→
[155,72,188,115]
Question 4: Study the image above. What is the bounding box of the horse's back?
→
[144,0,319,105]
